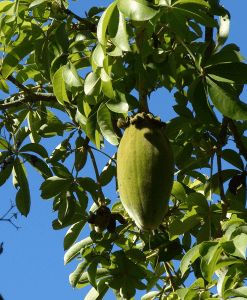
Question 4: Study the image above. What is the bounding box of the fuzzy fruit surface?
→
[117,114,174,231]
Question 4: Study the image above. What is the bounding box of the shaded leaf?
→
[2,42,34,78]
[40,176,73,200]
[207,78,247,120]
[64,220,87,251]
[14,157,30,216]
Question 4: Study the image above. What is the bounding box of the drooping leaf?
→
[84,72,102,96]
[97,1,118,46]
[108,7,131,52]
[207,78,247,120]
[221,149,245,171]
[40,176,73,200]
[20,153,52,179]
[2,42,34,78]
[62,62,83,88]
[180,245,200,276]
[64,237,93,265]
[199,241,222,282]
[191,78,218,125]
[206,62,247,84]
[97,102,119,146]
[14,157,31,216]
[53,66,70,105]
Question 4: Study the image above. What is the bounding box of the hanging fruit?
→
[117,112,174,231]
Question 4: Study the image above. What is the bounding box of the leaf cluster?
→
[1,0,247,299]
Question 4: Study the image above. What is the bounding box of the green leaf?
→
[55,22,69,54]
[174,0,211,8]
[204,169,240,198]
[167,7,191,41]
[221,149,245,171]
[108,7,131,52]
[75,136,88,172]
[92,43,106,68]
[76,177,98,201]
[224,287,247,299]
[2,42,34,78]
[84,72,102,96]
[106,90,140,113]
[101,80,115,99]
[186,192,209,211]
[207,62,247,84]
[169,208,202,240]
[27,111,41,143]
[64,236,93,265]
[171,181,187,202]
[64,220,87,251]
[20,153,52,179]
[84,277,110,300]
[205,50,246,67]
[62,62,83,87]
[191,78,218,125]
[233,233,247,259]
[100,164,116,186]
[87,257,99,290]
[118,0,158,21]
[19,143,49,160]
[178,4,217,27]
[199,241,222,282]
[69,258,94,288]
[97,102,119,146]
[180,244,200,276]
[86,102,102,148]
[14,157,31,216]
[40,176,73,200]
[0,156,13,186]
[207,78,247,120]
[53,66,70,105]
[97,1,118,46]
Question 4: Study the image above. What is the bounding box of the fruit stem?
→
[136,27,149,113]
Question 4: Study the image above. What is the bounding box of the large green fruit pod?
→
[117,112,174,231]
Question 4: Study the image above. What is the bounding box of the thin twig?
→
[164,262,178,292]
[6,74,31,94]
[88,147,105,206]
[0,200,20,230]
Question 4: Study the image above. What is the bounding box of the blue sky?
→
[1,1,247,299]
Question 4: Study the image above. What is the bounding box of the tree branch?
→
[214,116,230,237]
[1,92,57,109]
[88,146,105,206]
[228,118,247,161]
